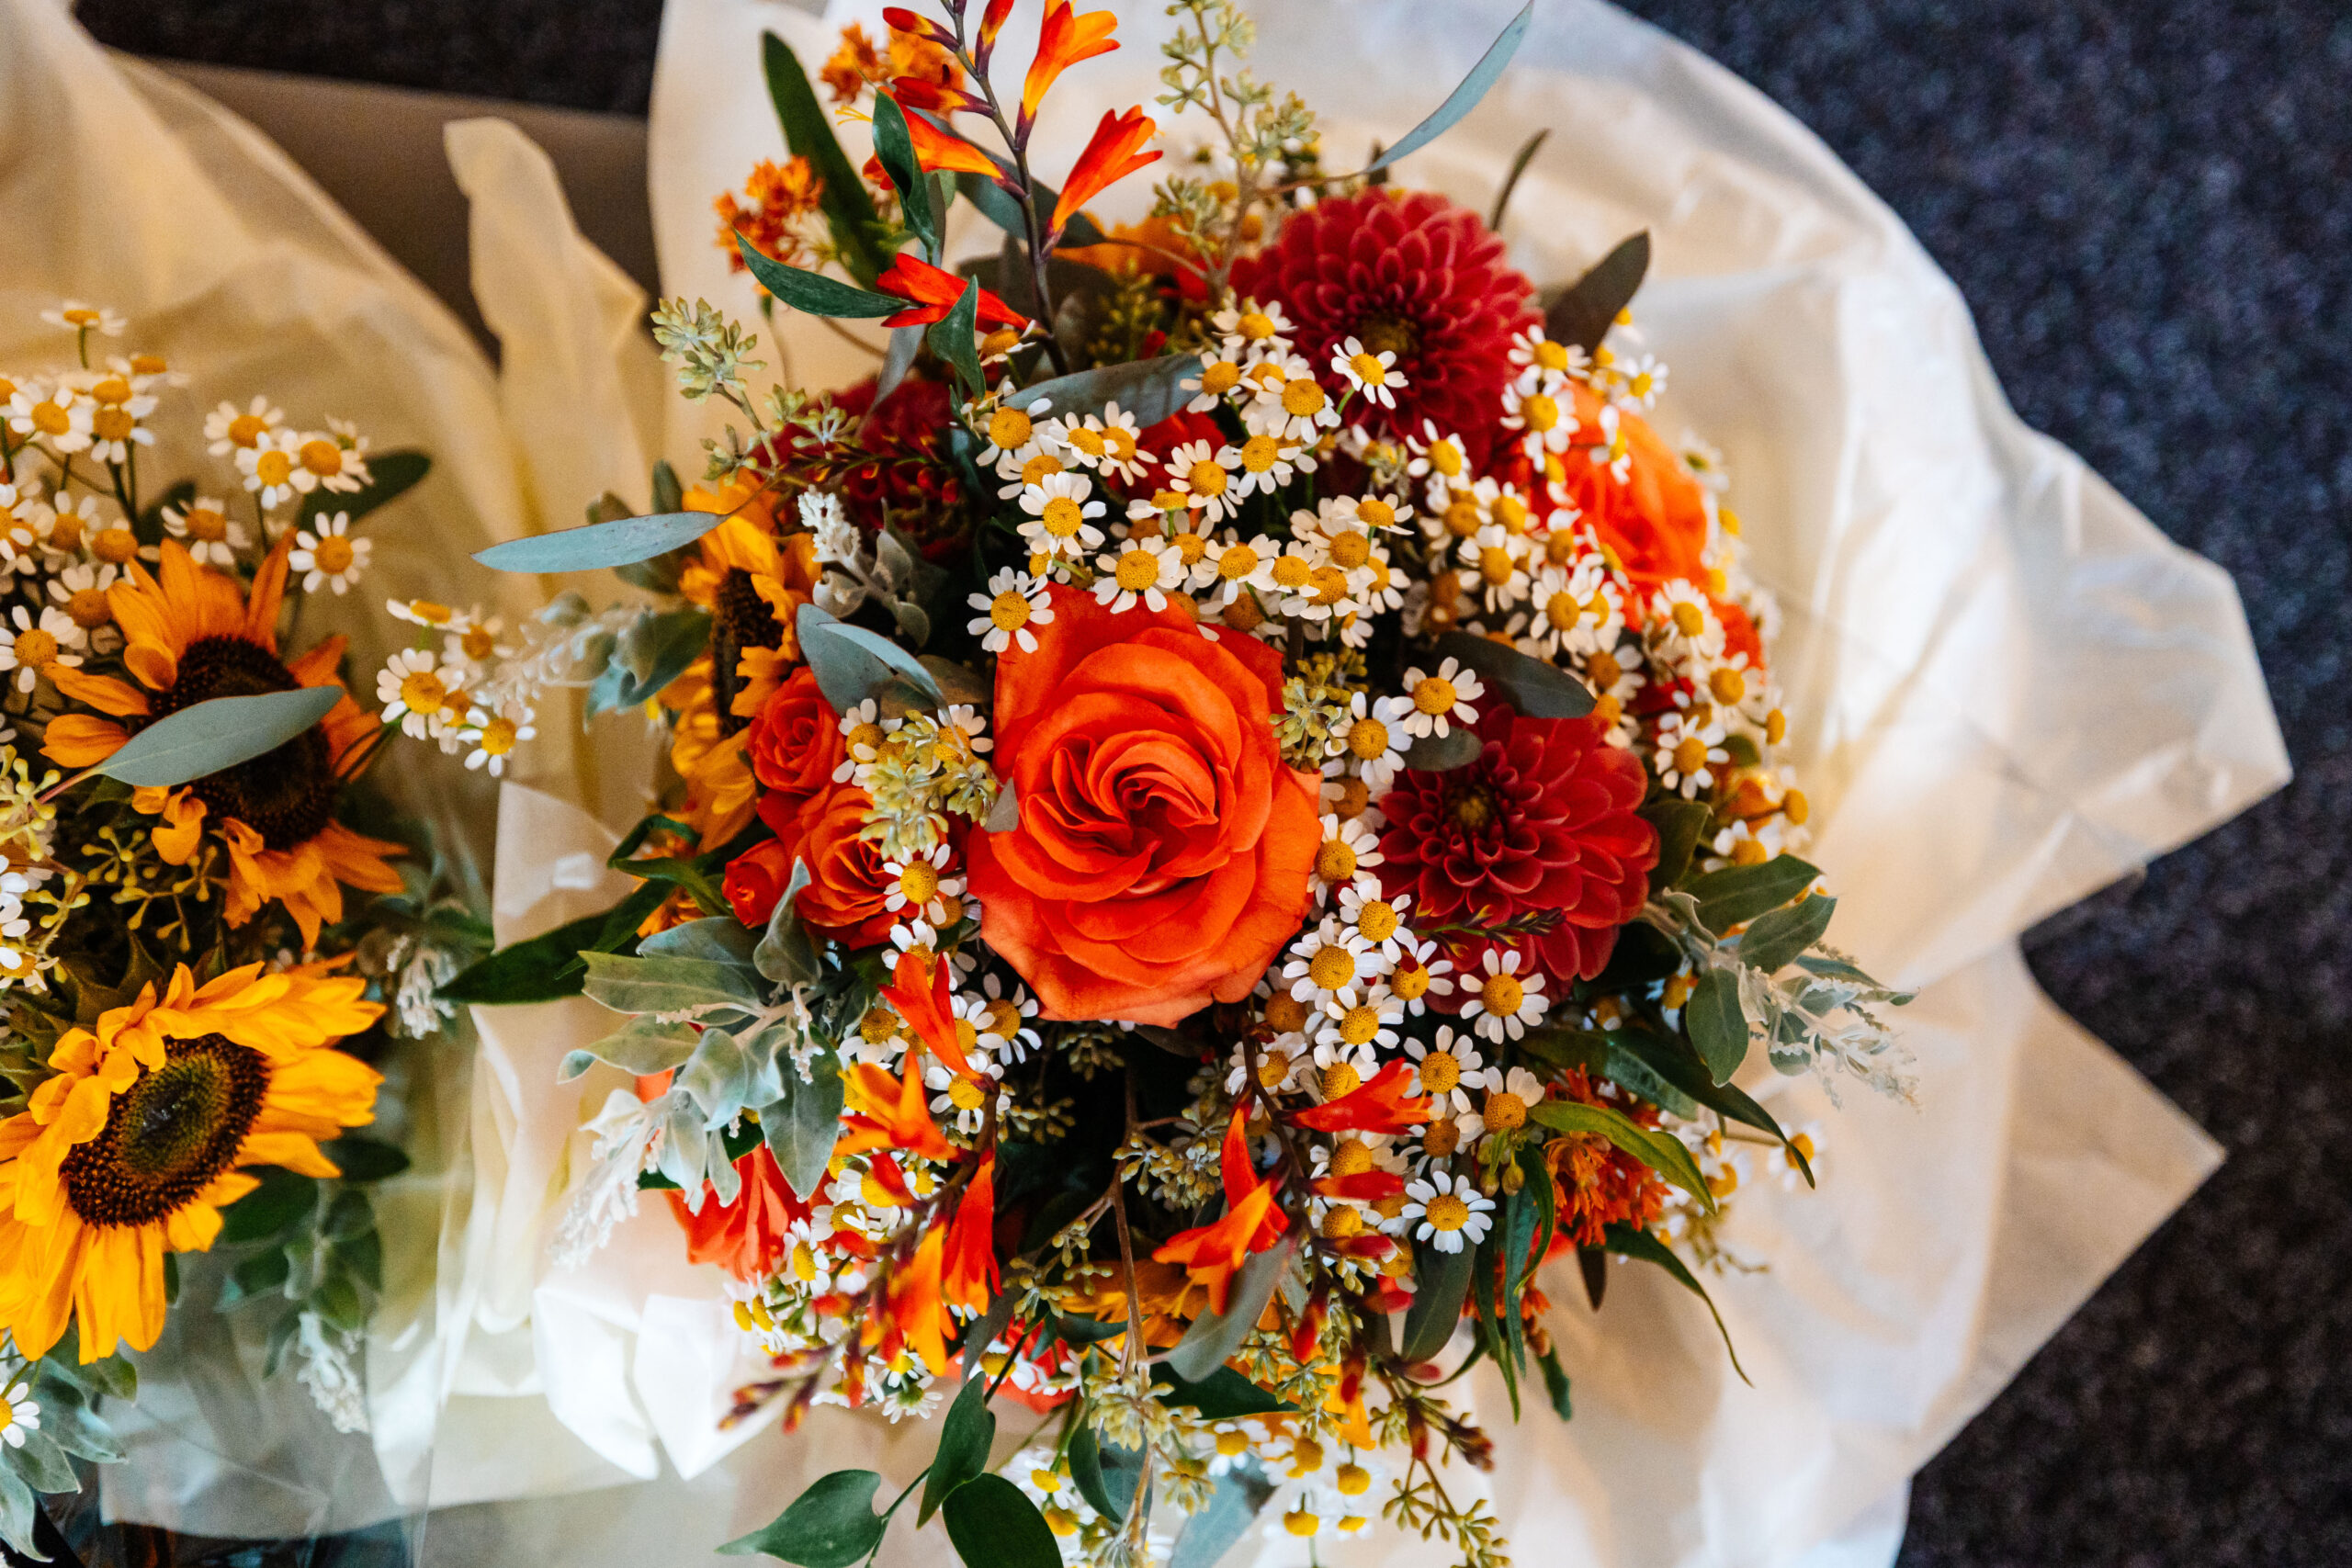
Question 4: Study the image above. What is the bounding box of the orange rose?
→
[725,780,897,947]
[967,586,1317,1024]
[1553,384,1710,587]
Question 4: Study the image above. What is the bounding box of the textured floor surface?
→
[68,0,2352,1562]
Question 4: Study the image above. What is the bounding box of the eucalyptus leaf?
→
[754,860,820,985]
[1432,629,1595,719]
[1684,966,1750,1085]
[94,687,342,789]
[1527,1099,1713,1213]
[798,603,944,712]
[1169,1466,1274,1568]
[1015,353,1197,430]
[579,951,762,1017]
[1165,1234,1295,1382]
[1366,1,1533,171]
[1643,797,1711,895]
[1400,727,1483,772]
[474,510,727,575]
[721,1467,888,1564]
[1737,894,1837,975]
[1546,231,1652,355]
[1068,1424,1123,1524]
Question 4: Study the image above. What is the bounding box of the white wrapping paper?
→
[0,0,2290,1559]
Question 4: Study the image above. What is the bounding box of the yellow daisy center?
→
[1327,528,1370,569]
[1337,1005,1381,1046]
[227,412,268,447]
[1588,649,1623,687]
[988,407,1034,450]
[400,669,450,715]
[947,1076,986,1111]
[11,628,58,667]
[65,588,110,629]
[1479,971,1524,1016]
[1022,452,1066,485]
[1257,1049,1293,1089]
[92,528,138,565]
[1520,392,1560,433]
[1345,716,1390,761]
[1216,1428,1250,1457]
[1337,1463,1372,1496]
[91,407,135,442]
[311,536,355,573]
[1316,838,1358,883]
[405,599,454,625]
[1307,945,1356,990]
[1673,736,1710,775]
[1417,1049,1460,1094]
[1039,496,1085,538]
[846,720,885,754]
[1238,434,1281,474]
[1330,1139,1374,1177]
[1534,340,1570,371]
[299,439,345,478]
[1065,425,1106,457]
[254,450,293,487]
[1545,590,1581,630]
[1186,459,1228,498]
[1200,361,1242,396]
[184,506,229,543]
[1426,1192,1471,1231]
[478,716,520,755]
[1280,378,1328,418]
[1430,441,1464,476]
[1422,1118,1460,1156]
[461,626,498,660]
[1322,1206,1363,1239]
[898,862,941,904]
[1216,543,1260,581]
[1671,601,1707,637]
[62,308,101,327]
[1264,994,1308,1033]
[1484,1089,1527,1130]
[1710,667,1747,704]
[1443,498,1482,538]
[1412,675,1457,715]
[792,1241,820,1281]
[1114,549,1160,592]
[1320,1062,1361,1099]
[989,591,1032,631]
[1238,310,1276,341]
[1479,546,1516,586]
[1350,353,1387,385]
[1271,553,1311,590]
[31,401,70,437]
[1308,564,1349,604]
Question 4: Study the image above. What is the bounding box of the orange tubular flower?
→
[839,1056,957,1165]
[975,0,1017,70]
[1311,1168,1407,1204]
[1051,107,1160,242]
[874,253,1031,333]
[1021,1,1119,129]
[1289,1060,1431,1135]
[883,1220,954,1374]
[899,101,1001,176]
[880,948,977,1078]
[1151,1108,1287,1314]
[941,1151,998,1314]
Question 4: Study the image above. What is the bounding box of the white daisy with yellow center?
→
[1183,350,1249,413]
[1309,811,1385,900]
[1162,437,1245,525]
[1652,709,1731,799]
[1381,657,1484,740]
[975,971,1041,1064]
[1281,918,1388,1008]
[203,393,285,457]
[1508,324,1587,387]
[5,380,92,455]
[1091,533,1186,614]
[1211,298,1295,360]
[1321,690,1407,793]
[1399,1168,1495,1253]
[1315,980,1404,1060]
[1648,577,1726,662]
[1401,1026,1485,1115]
[1244,355,1341,445]
[833,697,901,784]
[46,561,119,649]
[1015,468,1106,566]
[1332,333,1407,409]
[1403,419,1471,508]
[966,565,1054,654]
[160,495,247,569]
[978,394,1056,473]
[291,511,370,594]
[881,842,964,925]
[458,697,537,777]
[443,613,515,674]
[377,647,464,741]
[0,604,84,693]
[1459,945,1548,1043]
[1385,931,1455,1018]
[1471,1064,1547,1151]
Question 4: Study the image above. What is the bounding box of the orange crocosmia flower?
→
[879,947,978,1079]
[884,1220,955,1375]
[1310,1168,1407,1204]
[839,1057,956,1165]
[941,1151,999,1314]
[1021,0,1118,126]
[874,253,1030,333]
[1051,107,1160,242]
[1150,1108,1287,1315]
[897,100,1001,178]
[1288,1060,1431,1135]
[975,0,1017,67]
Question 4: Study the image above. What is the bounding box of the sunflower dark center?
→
[710,568,783,737]
[1354,311,1420,363]
[150,636,338,852]
[60,1033,266,1229]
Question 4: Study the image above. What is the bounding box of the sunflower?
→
[668,482,820,845]
[41,540,405,947]
[0,963,383,1361]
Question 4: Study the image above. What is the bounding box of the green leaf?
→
[872,93,939,261]
[299,448,431,526]
[1169,1466,1273,1568]
[1528,1100,1713,1213]
[580,950,763,1017]
[1545,231,1652,355]
[588,607,712,716]
[1684,853,1822,933]
[641,915,762,974]
[1432,629,1595,719]
[1400,727,1483,772]
[611,849,731,919]
[762,32,888,286]
[1536,1345,1573,1421]
[1487,126,1550,230]
[876,323,923,402]
[1603,1223,1747,1382]
[94,688,342,789]
[754,859,820,987]
[1051,1313,1129,1348]
[927,276,986,399]
[1164,1234,1295,1382]
[0,1460,34,1558]
[561,1014,700,1081]
[723,1468,888,1565]
[1605,1028,1813,1184]
[763,1055,846,1202]
[474,509,728,575]
[1684,966,1750,1085]
[439,882,667,1004]
[941,1473,1062,1568]
[321,1136,410,1182]
[920,1376,997,1523]
[1400,1237,1474,1364]
[219,1168,318,1244]
[738,235,908,320]
[32,1383,124,1463]
[217,1246,292,1309]
[651,458,684,516]
[1152,1364,1296,1419]
[1067,1423,1123,1525]
[954,170,1106,250]
[1014,353,1200,430]
[1366,1,1533,171]
[1469,1235,1520,1418]
[1738,894,1837,975]
[1643,797,1711,896]
[797,603,944,714]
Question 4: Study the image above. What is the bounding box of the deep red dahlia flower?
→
[1378,705,1657,986]
[1230,189,1537,461]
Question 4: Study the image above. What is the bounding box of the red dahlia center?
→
[1355,312,1419,363]
[1448,786,1497,832]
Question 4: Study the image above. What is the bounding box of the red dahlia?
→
[1230,189,1538,462]
[1378,706,1657,987]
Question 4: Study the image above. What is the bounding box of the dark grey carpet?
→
[67,0,2352,1562]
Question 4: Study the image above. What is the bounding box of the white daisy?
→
[291,512,370,594]
[1310,812,1384,900]
[1398,1168,1495,1254]
[236,427,306,510]
[1282,919,1385,1007]
[1316,984,1404,1058]
[1458,947,1547,1042]
[833,698,899,783]
[1212,298,1295,359]
[1244,359,1340,444]
[41,300,125,337]
[974,972,1041,1063]
[1016,470,1106,565]
[0,604,81,692]
[1332,335,1406,408]
[0,1388,40,1449]
[1383,658,1484,739]
[1182,351,1248,413]
[1091,535,1185,613]
[1401,1027,1485,1116]
[1163,438,1243,525]
[978,394,1056,473]
[205,394,285,457]
[160,496,247,567]
[458,698,535,775]
[1472,1064,1546,1150]
[967,566,1053,653]
[377,648,464,739]
[1501,378,1576,462]
[1385,932,1455,1016]
[1653,710,1729,798]
[882,843,963,925]
[6,381,90,454]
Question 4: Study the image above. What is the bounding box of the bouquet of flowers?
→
[438,3,1911,1564]
[0,300,471,1550]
